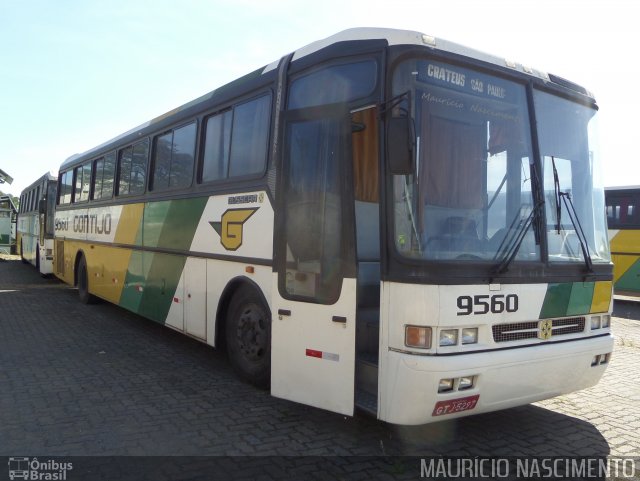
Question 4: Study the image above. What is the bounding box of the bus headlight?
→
[439,329,458,346]
[461,327,478,345]
[590,316,601,330]
[438,378,455,393]
[458,376,475,390]
[601,315,611,328]
[405,326,432,349]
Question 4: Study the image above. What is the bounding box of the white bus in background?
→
[17,172,57,275]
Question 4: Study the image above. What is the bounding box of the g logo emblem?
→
[210,208,258,251]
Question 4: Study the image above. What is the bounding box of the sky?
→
[0,0,637,197]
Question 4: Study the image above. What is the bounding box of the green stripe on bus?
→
[144,198,208,251]
[616,257,640,293]
[120,197,209,323]
[143,201,172,248]
[540,282,602,318]
[566,282,595,316]
[539,283,572,319]
[119,250,147,313]
[138,252,186,323]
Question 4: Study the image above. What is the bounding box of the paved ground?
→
[1,258,639,479]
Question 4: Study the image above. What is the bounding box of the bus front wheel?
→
[225,286,271,389]
[77,255,97,304]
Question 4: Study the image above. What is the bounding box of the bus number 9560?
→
[457,294,518,316]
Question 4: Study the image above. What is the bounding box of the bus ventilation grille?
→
[492,317,586,342]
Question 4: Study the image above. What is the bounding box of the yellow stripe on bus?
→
[590,281,612,314]
[114,203,144,245]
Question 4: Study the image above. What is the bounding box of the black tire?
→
[225,286,271,389]
[77,255,97,304]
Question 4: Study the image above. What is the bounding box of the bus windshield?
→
[391,58,610,267]
[392,59,538,262]
[535,90,610,264]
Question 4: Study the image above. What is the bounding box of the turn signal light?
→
[405,326,432,349]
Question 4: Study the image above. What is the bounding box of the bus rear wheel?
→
[77,255,97,304]
[225,286,271,389]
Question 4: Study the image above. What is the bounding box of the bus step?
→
[355,388,377,415]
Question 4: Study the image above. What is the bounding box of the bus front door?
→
[271,109,357,416]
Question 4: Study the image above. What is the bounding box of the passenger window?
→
[59,171,73,205]
[152,122,196,190]
[74,163,91,203]
[118,147,133,195]
[102,152,115,199]
[93,158,105,199]
[229,95,270,177]
[201,94,271,182]
[118,140,148,196]
[131,139,149,194]
[202,111,232,182]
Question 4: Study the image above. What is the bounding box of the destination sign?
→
[416,61,520,104]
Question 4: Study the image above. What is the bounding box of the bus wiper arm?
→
[559,191,593,273]
[493,201,544,275]
[551,156,593,273]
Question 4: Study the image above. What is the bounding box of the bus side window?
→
[202,111,232,182]
[152,122,196,191]
[118,140,148,196]
[228,95,270,178]
[102,152,115,199]
[93,157,105,200]
[118,147,133,196]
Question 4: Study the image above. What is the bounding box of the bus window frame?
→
[150,120,198,193]
[116,138,150,198]
[198,91,273,188]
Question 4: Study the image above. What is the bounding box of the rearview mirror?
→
[387,116,415,175]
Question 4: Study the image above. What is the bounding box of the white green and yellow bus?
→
[606,186,640,297]
[53,28,614,425]
[17,173,57,274]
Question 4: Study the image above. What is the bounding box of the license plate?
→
[432,394,480,417]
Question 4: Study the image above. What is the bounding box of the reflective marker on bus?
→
[51,28,613,425]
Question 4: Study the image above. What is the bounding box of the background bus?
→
[0,195,17,255]
[53,28,613,425]
[606,186,640,296]
[17,173,57,274]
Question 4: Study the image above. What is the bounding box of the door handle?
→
[332,316,347,324]
[278,309,291,317]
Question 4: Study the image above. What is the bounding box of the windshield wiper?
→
[551,157,593,273]
[493,201,544,276]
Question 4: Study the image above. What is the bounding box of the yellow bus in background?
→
[606,186,640,296]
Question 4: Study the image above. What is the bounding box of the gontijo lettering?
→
[73,213,112,234]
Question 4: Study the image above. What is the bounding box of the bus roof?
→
[59,27,593,172]
[20,172,57,195]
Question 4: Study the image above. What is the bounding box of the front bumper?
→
[378,334,614,425]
